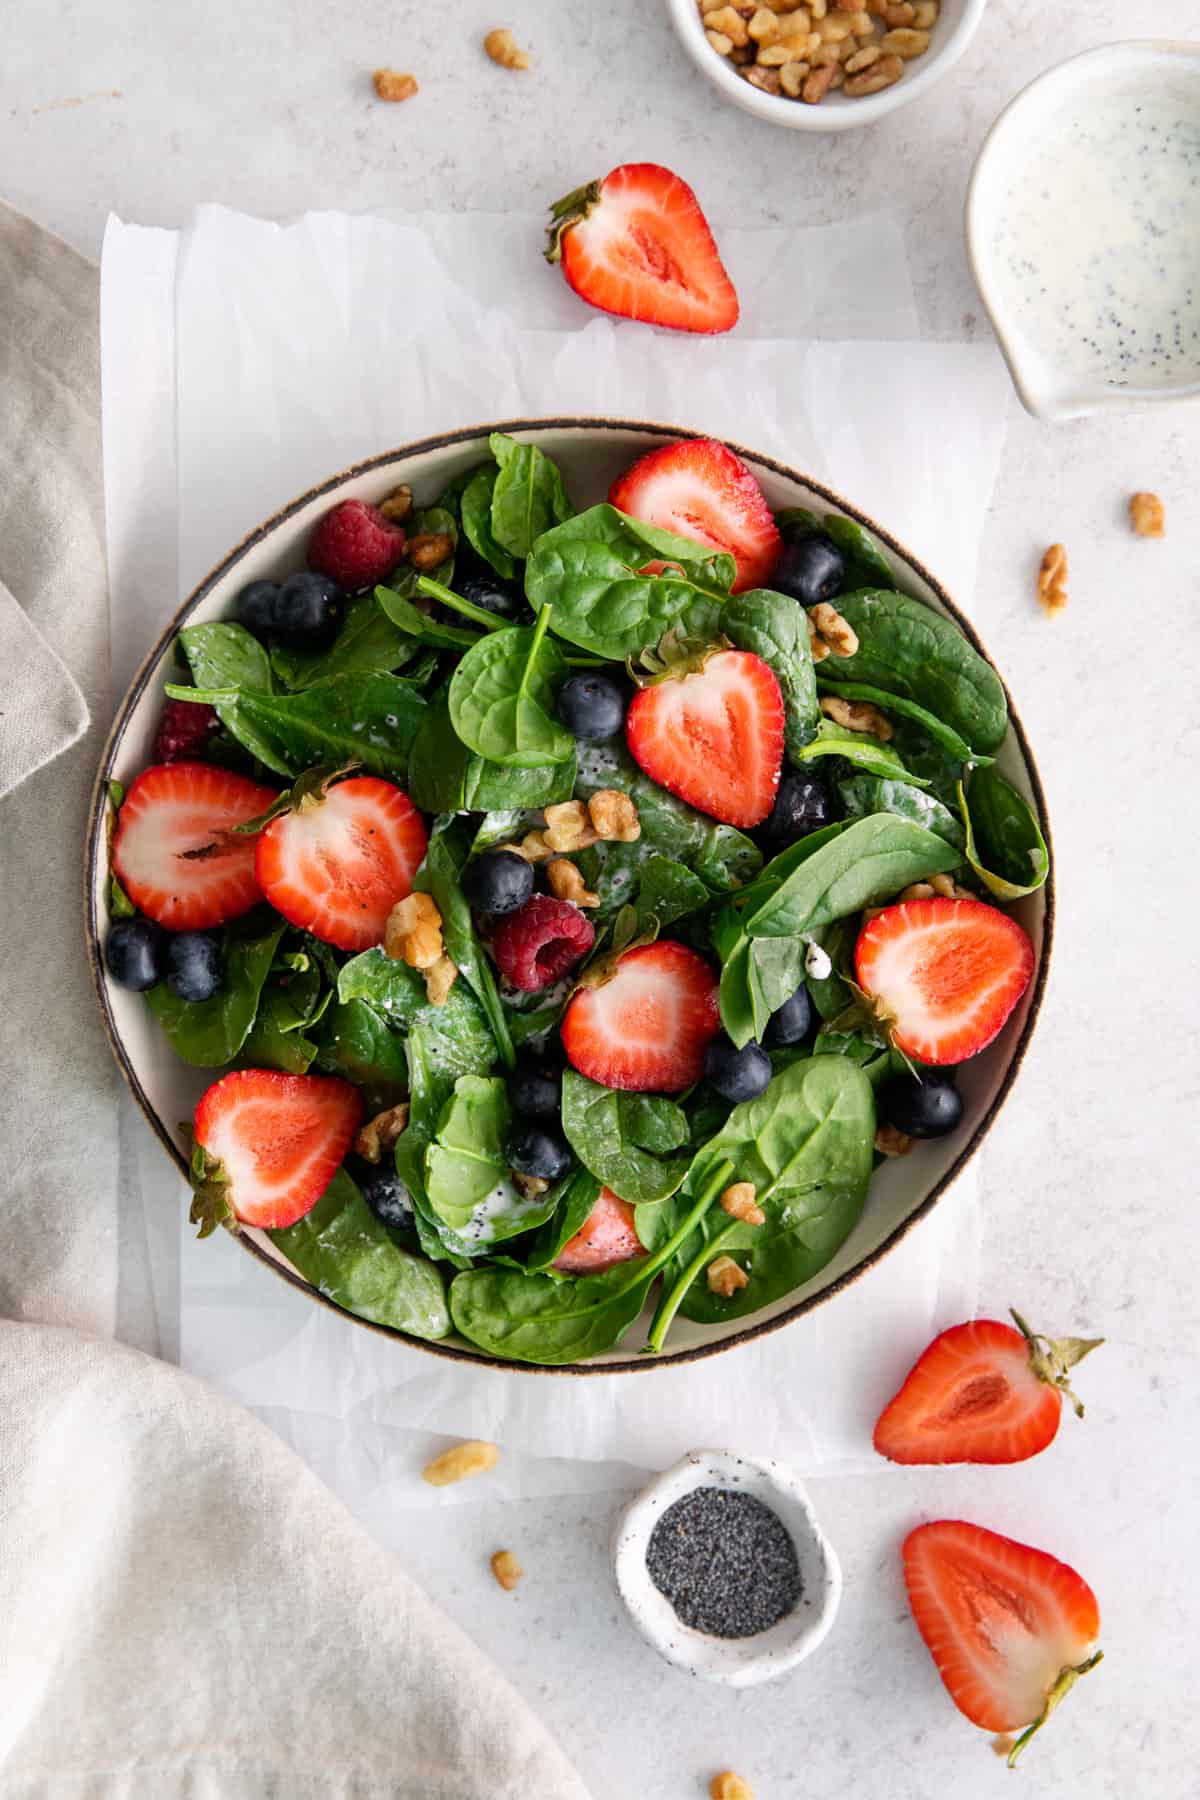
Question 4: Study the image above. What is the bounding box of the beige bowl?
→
[85,418,1052,1374]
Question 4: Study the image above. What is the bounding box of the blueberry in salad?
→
[102,431,1048,1364]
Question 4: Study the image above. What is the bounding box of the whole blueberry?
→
[555,673,627,742]
[348,1155,416,1232]
[105,918,166,991]
[763,983,815,1048]
[165,931,224,1002]
[509,1124,574,1184]
[456,572,523,619]
[771,532,847,608]
[463,849,535,917]
[703,1034,772,1104]
[877,1070,963,1139]
[507,1054,562,1119]
[760,772,833,854]
[271,571,344,651]
[236,579,282,642]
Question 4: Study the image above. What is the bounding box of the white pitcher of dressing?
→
[967,41,1200,422]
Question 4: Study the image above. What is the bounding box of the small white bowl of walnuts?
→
[666,0,987,130]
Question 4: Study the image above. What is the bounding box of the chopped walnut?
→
[880,25,929,55]
[779,58,810,92]
[513,1171,550,1202]
[882,0,914,18]
[1037,543,1068,615]
[711,1773,755,1800]
[407,531,454,571]
[899,874,971,903]
[483,27,530,69]
[706,26,734,52]
[744,64,783,92]
[801,61,837,98]
[379,484,413,522]
[354,1102,411,1164]
[843,51,902,91]
[707,1254,750,1297]
[385,892,443,969]
[876,1124,914,1156]
[1129,492,1165,538]
[546,858,601,909]
[808,600,859,658]
[424,953,458,1007]
[747,5,781,42]
[373,69,418,103]
[704,5,752,44]
[510,829,554,863]
[422,1440,500,1487]
[899,881,935,901]
[845,41,881,69]
[699,0,934,101]
[491,1549,523,1592]
[820,694,893,741]
[720,1182,765,1226]
[587,789,640,843]
[543,800,600,853]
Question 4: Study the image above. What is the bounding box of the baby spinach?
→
[109,875,136,919]
[746,814,961,942]
[179,621,274,695]
[408,685,576,813]
[488,431,574,559]
[146,913,285,1067]
[631,856,712,934]
[240,991,318,1074]
[434,462,490,523]
[375,583,482,651]
[469,809,542,855]
[164,672,426,782]
[817,677,990,766]
[714,827,846,1046]
[575,742,761,894]
[959,766,1050,899]
[425,1075,560,1246]
[838,774,966,852]
[713,901,774,1048]
[270,594,417,691]
[314,998,410,1089]
[822,516,898,592]
[722,587,820,755]
[448,607,574,768]
[414,819,515,1068]
[520,1168,603,1272]
[337,947,498,1074]
[795,719,927,784]
[823,591,1008,754]
[561,1070,691,1205]
[461,464,516,580]
[269,1168,450,1341]
[447,1159,732,1365]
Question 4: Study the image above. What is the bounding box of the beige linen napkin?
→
[0,203,588,1800]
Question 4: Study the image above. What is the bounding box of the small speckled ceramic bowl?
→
[612,1449,841,1685]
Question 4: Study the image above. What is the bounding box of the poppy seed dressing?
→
[644,1487,802,1639]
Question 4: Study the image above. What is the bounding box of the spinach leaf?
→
[241,992,318,1074]
[506,991,571,1049]
[817,677,989,766]
[392,1030,476,1269]
[376,583,482,651]
[560,1070,690,1205]
[794,719,928,784]
[270,594,417,691]
[461,465,516,580]
[574,742,761,893]
[269,1168,450,1341]
[488,432,574,559]
[164,672,426,782]
[520,1168,603,1272]
[469,809,542,855]
[178,621,274,695]
[713,901,773,1049]
[314,998,410,1089]
[414,819,515,1069]
[632,856,712,934]
[447,1159,732,1365]
[408,685,576,812]
[434,462,491,522]
[812,1032,904,1086]
[425,1075,561,1245]
[109,875,136,920]
[822,516,898,592]
[822,591,1008,754]
[746,814,961,941]
[959,766,1050,899]
[805,916,856,1023]
[448,609,574,768]
[337,947,497,1074]
[466,748,577,811]
[146,912,284,1067]
[652,1056,875,1330]
[722,587,820,755]
[838,774,966,852]
[713,827,847,1046]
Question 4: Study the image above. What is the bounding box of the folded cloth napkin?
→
[0,201,588,1800]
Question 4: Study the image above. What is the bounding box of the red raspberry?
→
[307,499,407,590]
[491,895,596,993]
[153,698,220,763]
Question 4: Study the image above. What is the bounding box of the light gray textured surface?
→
[5,2,1198,1795]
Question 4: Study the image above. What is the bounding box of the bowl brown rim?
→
[84,415,1054,1375]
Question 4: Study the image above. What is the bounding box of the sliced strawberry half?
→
[111,761,279,931]
[874,1312,1103,1466]
[903,1520,1102,1764]
[553,1187,644,1275]
[625,648,783,829]
[546,164,739,336]
[254,775,428,953]
[609,438,781,592]
[854,896,1035,1065]
[192,1069,363,1232]
[561,940,720,1093]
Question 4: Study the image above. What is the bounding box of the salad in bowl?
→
[90,423,1050,1369]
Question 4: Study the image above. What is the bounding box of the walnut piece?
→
[354,1101,411,1164]
[483,28,530,69]
[385,892,443,969]
[422,1440,500,1487]
[546,858,601,909]
[707,1254,750,1298]
[875,1124,914,1156]
[719,1181,765,1226]
[880,25,930,55]
[706,26,734,53]
[745,64,783,93]
[779,58,810,93]
[1129,492,1165,538]
[704,6,752,44]
[1037,543,1068,615]
[543,800,600,853]
[373,69,418,103]
[424,954,458,1008]
[513,1171,550,1201]
[379,483,413,522]
[820,694,893,741]
[587,789,640,843]
[509,829,554,863]
[491,1549,523,1592]
[711,1774,755,1800]
[808,600,859,658]
[843,50,903,91]
[747,6,781,43]
[899,874,972,903]
[407,531,454,571]
[802,61,837,100]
